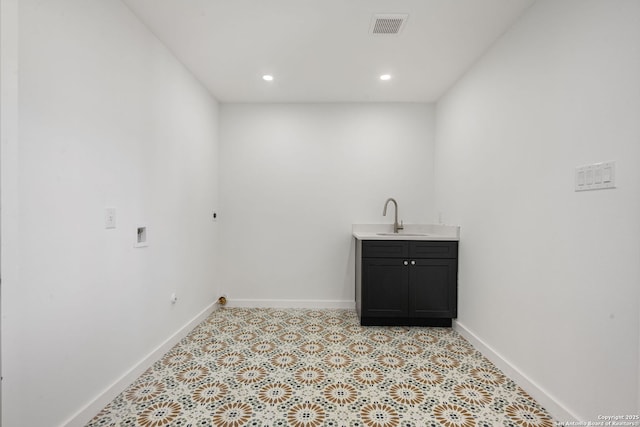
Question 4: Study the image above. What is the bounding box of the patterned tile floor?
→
[87,308,555,427]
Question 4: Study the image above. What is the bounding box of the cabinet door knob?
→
[410,260,416,266]
[403,260,409,266]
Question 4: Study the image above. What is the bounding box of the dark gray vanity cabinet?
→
[355,240,458,326]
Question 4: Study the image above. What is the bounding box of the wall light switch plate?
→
[105,207,116,229]
[575,161,616,192]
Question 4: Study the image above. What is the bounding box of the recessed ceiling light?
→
[379,74,392,81]
[262,74,274,81]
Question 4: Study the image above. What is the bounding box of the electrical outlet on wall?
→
[134,225,148,248]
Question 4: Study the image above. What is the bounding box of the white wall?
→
[219,103,435,306]
[2,1,220,425]
[0,0,19,420]
[435,0,640,420]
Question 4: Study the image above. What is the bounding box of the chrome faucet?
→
[383,198,404,233]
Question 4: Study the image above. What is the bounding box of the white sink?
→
[376,232,431,237]
[353,224,460,241]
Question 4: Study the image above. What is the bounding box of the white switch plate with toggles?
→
[105,207,116,229]
[575,161,615,192]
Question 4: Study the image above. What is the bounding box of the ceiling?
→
[122,0,535,103]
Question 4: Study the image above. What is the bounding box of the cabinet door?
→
[362,258,409,317]
[409,259,457,318]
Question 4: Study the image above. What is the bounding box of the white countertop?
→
[352,223,460,241]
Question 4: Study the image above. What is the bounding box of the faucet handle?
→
[398,220,404,230]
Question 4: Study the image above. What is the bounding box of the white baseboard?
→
[454,320,579,422]
[227,298,356,310]
[62,302,219,427]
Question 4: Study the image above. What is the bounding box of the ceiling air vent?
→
[370,14,408,35]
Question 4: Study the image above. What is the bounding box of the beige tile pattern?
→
[87,308,554,427]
